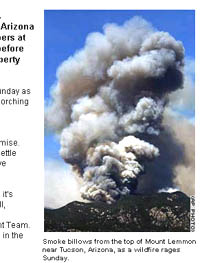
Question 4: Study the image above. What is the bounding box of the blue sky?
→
[44,10,195,160]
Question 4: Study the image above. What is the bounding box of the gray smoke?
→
[45,16,194,204]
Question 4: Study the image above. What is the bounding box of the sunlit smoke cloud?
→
[45,16,194,204]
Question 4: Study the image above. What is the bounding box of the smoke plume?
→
[45,16,194,204]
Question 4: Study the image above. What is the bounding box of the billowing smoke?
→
[45,16,194,204]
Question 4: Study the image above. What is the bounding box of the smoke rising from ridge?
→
[45,16,194,204]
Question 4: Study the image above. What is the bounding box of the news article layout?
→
[1,3,199,263]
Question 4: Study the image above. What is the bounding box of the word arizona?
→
[88,247,115,253]
[0,22,34,30]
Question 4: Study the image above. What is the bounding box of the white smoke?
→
[44,160,83,208]
[81,136,159,203]
[45,16,194,204]
[158,187,180,194]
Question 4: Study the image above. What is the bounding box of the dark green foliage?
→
[44,192,190,232]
